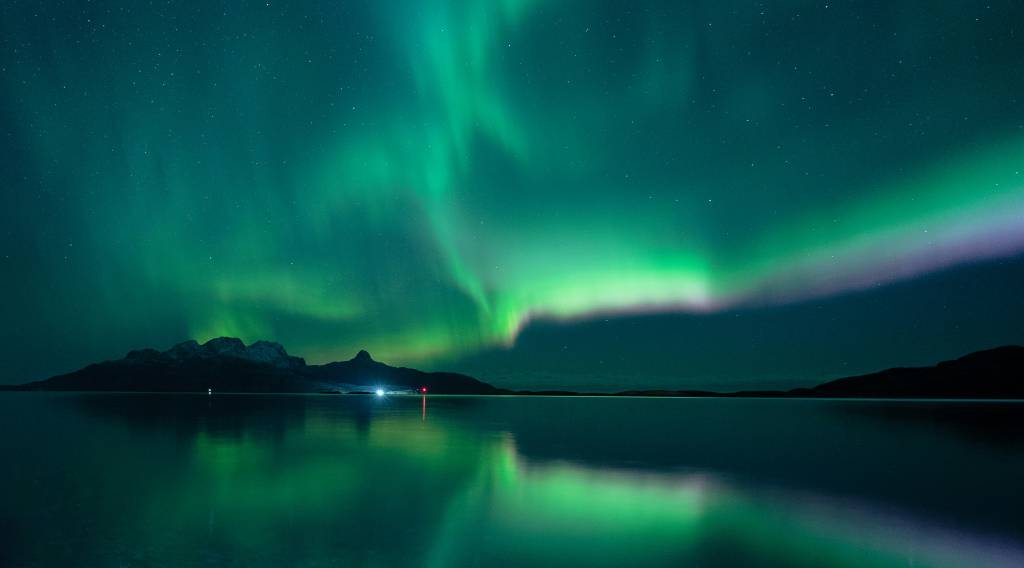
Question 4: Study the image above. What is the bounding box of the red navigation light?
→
[420,386,428,394]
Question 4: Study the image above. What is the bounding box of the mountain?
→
[9,338,501,394]
[5,342,1021,398]
[308,349,502,394]
[790,345,1024,399]
[614,346,1024,399]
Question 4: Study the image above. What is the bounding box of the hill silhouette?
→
[791,345,1024,399]
[4,342,1021,398]
[8,338,501,395]
[615,346,1024,399]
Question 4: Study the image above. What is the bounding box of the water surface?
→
[1,393,1022,567]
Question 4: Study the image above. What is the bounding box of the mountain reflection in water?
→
[1,394,1021,567]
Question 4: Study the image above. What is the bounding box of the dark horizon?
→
[9,333,1023,401]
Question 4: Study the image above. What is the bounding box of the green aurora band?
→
[2,0,1023,373]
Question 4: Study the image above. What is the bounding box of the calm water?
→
[1,394,1022,567]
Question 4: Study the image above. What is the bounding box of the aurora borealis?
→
[2,1,1024,388]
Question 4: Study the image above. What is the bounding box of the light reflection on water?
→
[1,393,1022,567]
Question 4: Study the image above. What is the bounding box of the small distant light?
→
[420,387,428,394]
[207,388,212,395]
[376,388,385,397]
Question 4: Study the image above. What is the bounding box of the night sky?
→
[2,1,1023,390]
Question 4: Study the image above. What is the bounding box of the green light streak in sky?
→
[2,0,1023,373]
[290,1,1024,362]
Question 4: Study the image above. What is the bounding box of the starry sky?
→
[2,0,1023,390]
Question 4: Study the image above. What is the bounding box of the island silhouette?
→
[6,337,499,394]
[4,338,1022,398]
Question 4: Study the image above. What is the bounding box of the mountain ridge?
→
[614,345,1024,399]
[7,337,502,394]
[789,344,1024,398]
[2,341,1021,398]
